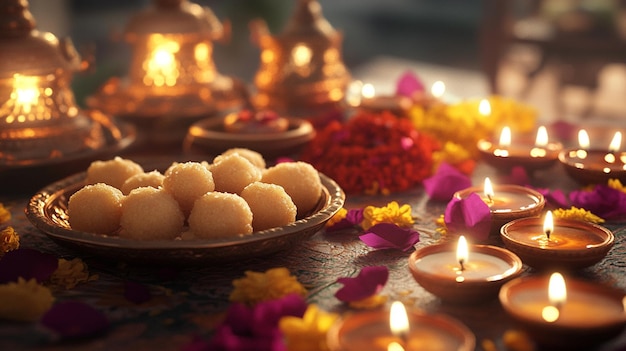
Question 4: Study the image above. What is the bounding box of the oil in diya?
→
[500,211,614,270]
[477,125,563,173]
[453,177,545,236]
[408,236,523,303]
[499,272,626,350]
[559,129,626,184]
[327,301,475,351]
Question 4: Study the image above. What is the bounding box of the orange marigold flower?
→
[49,258,98,290]
[229,267,307,305]
[0,203,10,224]
[326,207,347,228]
[0,226,19,256]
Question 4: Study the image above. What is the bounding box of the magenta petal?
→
[359,223,420,251]
[504,166,530,186]
[423,162,472,201]
[0,248,58,284]
[570,185,626,220]
[444,193,492,241]
[124,281,152,304]
[534,187,569,209]
[335,266,389,302]
[395,71,425,97]
[40,301,108,339]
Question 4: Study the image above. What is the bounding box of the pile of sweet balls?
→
[67,148,322,240]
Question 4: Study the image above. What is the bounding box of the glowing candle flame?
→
[456,235,469,271]
[362,83,376,99]
[389,301,409,341]
[430,81,445,98]
[578,129,590,150]
[543,211,554,240]
[535,126,548,147]
[479,99,491,116]
[542,272,566,322]
[13,74,40,115]
[144,38,180,87]
[346,80,364,107]
[387,342,405,351]
[291,43,312,68]
[499,126,511,147]
[483,177,495,203]
[609,131,622,153]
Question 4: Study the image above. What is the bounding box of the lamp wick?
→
[459,259,465,272]
[545,229,551,240]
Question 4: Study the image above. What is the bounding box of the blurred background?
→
[28,0,626,123]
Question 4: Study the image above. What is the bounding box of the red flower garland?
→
[301,111,440,194]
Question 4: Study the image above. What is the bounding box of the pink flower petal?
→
[0,248,58,284]
[395,71,425,97]
[335,266,389,302]
[40,301,108,339]
[359,223,420,251]
[503,166,530,186]
[423,162,472,201]
[570,185,626,220]
[444,192,492,241]
[534,188,569,209]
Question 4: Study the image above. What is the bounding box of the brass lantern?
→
[87,0,245,146]
[0,0,133,172]
[250,0,351,117]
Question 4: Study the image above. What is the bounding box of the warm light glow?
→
[499,126,511,147]
[609,131,622,153]
[430,81,445,98]
[362,83,376,99]
[387,342,405,351]
[346,80,364,107]
[13,74,40,114]
[456,235,469,269]
[389,301,409,339]
[479,99,491,116]
[535,126,548,147]
[483,177,495,201]
[291,43,312,68]
[549,272,567,307]
[543,211,554,239]
[144,38,181,87]
[578,129,590,150]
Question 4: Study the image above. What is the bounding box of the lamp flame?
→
[609,131,622,153]
[479,99,491,116]
[430,81,445,98]
[389,301,409,341]
[291,43,312,69]
[362,83,376,99]
[535,126,548,147]
[499,126,511,147]
[578,129,590,150]
[543,211,554,240]
[484,177,495,203]
[542,272,566,322]
[387,341,405,351]
[13,74,41,115]
[144,38,181,87]
[456,235,469,271]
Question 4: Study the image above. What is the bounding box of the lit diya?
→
[499,272,626,349]
[453,177,545,236]
[500,210,614,270]
[351,82,412,117]
[559,129,626,184]
[408,236,523,303]
[327,301,475,351]
[477,125,563,172]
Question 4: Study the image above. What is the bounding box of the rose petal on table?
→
[423,162,472,201]
[570,185,626,220]
[335,266,389,302]
[503,166,530,186]
[40,301,108,339]
[124,281,152,304]
[359,223,420,251]
[0,248,58,284]
[444,192,492,241]
[534,187,569,209]
[395,71,425,97]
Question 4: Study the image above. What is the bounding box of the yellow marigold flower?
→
[0,203,10,224]
[432,141,472,170]
[608,179,626,193]
[49,258,99,290]
[279,304,339,351]
[0,226,19,256]
[326,208,347,228]
[361,201,414,230]
[435,214,448,236]
[0,278,54,321]
[229,267,307,305]
[503,329,535,351]
[348,294,388,309]
[553,207,604,224]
